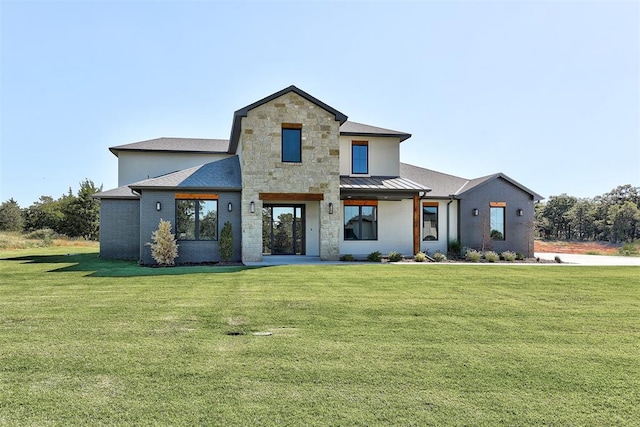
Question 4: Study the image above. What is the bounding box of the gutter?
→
[446,194,455,253]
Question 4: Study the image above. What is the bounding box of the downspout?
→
[416,190,429,254]
[446,194,455,253]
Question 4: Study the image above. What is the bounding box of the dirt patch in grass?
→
[534,240,620,255]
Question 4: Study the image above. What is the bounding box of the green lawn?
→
[1,248,639,426]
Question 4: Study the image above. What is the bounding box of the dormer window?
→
[351,141,368,174]
[282,124,302,163]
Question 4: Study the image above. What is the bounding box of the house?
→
[95,85,542,264]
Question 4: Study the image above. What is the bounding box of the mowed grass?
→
[1,248,638,426]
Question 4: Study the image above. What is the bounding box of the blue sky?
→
[1,0,638,207]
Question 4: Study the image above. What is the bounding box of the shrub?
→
[432,252,447,262]
[340,254,354,262]
[554,255,562,263]
[219,221,234,262]
[516,252,525,261]
[618,242,639,257]
[448,239,462,258]
[387,251,403,262]
[367,251,382,262]
[24,228,57,246]
[484,251,499,262]
[414,251,427,262]
[146,219,179,266]
[465,249,481,262]
[501,251,517,262]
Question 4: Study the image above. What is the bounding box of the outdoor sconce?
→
[228,202,233,212]
[250,201,255,213]
[517,208,524,216]
[472,208,479,216]
[329,202,334,214]
[156,202,162,211]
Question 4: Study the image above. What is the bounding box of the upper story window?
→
[422,202,438,241]
[176,195,218,241]
[282,124,302,163]
[490,202,506,241]
[351,141,368,174]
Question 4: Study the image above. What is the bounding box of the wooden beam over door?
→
[259,193,324,201]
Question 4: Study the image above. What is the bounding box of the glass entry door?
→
[262,205,305,255]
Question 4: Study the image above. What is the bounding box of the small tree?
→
[479,209,493,252]
[61,179,101,240]
[0,198,24,232]
[147,219,179,266]
[219,221,234,262]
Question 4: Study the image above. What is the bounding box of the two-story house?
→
[96,85,542,264]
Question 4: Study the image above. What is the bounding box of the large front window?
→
[490,203,505,241]
[282,126,302,163]
[352,141,368,174]
[344,202,377,240]
[422,203,438,241]
[176,198,218,240]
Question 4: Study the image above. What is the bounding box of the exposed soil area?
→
[534,240,620,255]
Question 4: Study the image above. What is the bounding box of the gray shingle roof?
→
[400,163,543,200]
[459,173,543,200]
[93,185,140,199]
[400,163,469,198]
[129,156,242,191]
[340,121,412,142]
[109,137,229,156]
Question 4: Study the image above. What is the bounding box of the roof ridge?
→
[400,162,469,181]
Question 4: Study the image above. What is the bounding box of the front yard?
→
[1,247,638,426]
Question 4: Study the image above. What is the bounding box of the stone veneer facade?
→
[239,92,342,262]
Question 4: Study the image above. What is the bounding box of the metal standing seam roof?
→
[109,137,230,156]
[340,176,430,192]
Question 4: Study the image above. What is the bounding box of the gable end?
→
[228,85,348,154]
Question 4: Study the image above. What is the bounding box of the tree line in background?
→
[535,184,639,243]
[0,181,638,244]
[0,179,102,240]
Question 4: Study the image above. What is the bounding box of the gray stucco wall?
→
[99,199,140,260]
[458,178,536,257]
[139,190,242,265]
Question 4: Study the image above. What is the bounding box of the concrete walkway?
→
[534,252,640,266]
[245,254,640,267]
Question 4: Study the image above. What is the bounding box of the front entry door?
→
[262,205,305,255]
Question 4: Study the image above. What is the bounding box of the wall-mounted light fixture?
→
[517,208,524,216]
[156,202,162,211]
[228,202,233,212]
[250,201,255,213]
[328,202,334,214]
[472,208,479,216]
